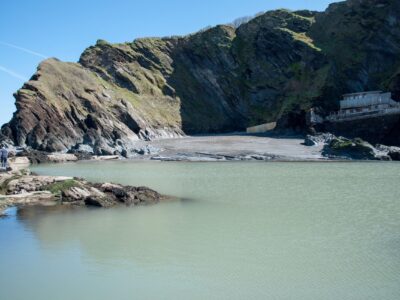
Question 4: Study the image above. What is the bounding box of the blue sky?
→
[0,0,340,125]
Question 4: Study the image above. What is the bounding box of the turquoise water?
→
[1,161,400,299]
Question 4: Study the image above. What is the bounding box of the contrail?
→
[0,41,47,59]
[0,65,28,81]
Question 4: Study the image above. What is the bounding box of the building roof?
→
[343,91,382,97]
[340,92,394,109]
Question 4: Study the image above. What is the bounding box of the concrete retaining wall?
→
[246,122,277,134]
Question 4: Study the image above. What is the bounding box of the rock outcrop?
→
[322,137,383,160]
[2,0,400,151]
[322,114,400,146]
[376,144,400,160]
[305,133,400,160]
[305,135,393,160]
[1,167,166,215]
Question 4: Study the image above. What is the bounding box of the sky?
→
[0,0,340,125]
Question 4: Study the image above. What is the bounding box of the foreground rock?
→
[375,145,400,161]
[320,136,390,160]
[0,169,166,216]
[0,191,55,215]
[60,181,163,208]
[304,133,336,147]
[305,133,400,160]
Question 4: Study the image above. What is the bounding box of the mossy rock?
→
[42,179,80,194]
[330,138,354,150]
[325,137,376,160]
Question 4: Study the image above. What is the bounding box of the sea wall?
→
[323,114,400,146]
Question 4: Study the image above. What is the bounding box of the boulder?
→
[62,187,92,202]
[0,191,55,216]
[100,183,140,205]
[101,183,123,192]
[132,145,161,156]
[99,182,162,205]
[304,133,336,146]
[18,149,52,164]
[388,149,400,161]
[304,135,318,146]
[92,155,120,161]
[85,196,115,208]
[376,145,400,161]
[46,153,78,163]
[61,181,163,207]
[135,186,162,204]
[6,176,61,194]
[322,137,390,160]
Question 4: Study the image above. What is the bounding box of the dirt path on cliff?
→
[137,134,324,160]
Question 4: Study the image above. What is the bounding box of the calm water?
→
[1,161,400,299]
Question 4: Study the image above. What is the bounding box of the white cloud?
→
[0,41,47,59]
[0,65,28,81]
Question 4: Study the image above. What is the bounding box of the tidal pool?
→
[1,161,400,299]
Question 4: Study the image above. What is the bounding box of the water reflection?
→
[1,161,400,300]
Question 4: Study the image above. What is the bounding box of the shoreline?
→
[0,133,327,216]
[18,134,327,163]
[12,133,400,164]
[3,134,399,215]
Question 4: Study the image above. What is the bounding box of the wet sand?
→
[135,134,324,161]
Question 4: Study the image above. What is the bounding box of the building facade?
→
[326,91,400,122]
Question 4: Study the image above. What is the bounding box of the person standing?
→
[0,146,8,169]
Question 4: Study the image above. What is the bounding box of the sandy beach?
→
[133,134,325,161]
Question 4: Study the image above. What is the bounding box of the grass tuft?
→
[43,179,80,194]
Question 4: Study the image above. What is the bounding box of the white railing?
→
[326,106,400,122]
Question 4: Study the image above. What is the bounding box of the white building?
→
[326,91,400,122]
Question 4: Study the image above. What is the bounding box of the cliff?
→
[2,0,400,153]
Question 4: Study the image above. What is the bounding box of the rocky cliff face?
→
[309,0,400,110]
[1,58,184,154]
[2,0,400,153]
